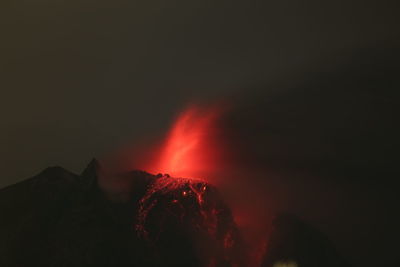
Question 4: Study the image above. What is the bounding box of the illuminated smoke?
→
[140,104,226,181]
[121,102,271,267]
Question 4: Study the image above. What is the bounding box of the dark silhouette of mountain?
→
[0,158,351,267]
[0,160,244,266]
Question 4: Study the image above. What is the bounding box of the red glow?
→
[124,102,271,267]
[142,104,224,180]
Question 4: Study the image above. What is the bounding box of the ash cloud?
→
[214,47,400,267]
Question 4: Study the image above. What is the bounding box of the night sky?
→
[1,1,399,266]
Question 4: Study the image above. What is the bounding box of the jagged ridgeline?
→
[0,161,245,266]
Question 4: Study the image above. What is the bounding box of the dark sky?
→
[1,0,398,187]
[0,1,399,266]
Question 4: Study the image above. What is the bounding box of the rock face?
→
[136,175,245,266]
[0,159,349,267]
[0,160,243,266]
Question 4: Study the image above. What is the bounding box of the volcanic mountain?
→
[0,159,349,267]
[0,159,246,266]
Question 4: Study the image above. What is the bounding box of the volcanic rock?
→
[0,160,243,266]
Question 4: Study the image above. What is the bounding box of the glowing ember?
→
[136,174,245,266]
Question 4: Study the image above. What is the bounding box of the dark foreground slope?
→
[0,160,244,266]
[0,159,350,267]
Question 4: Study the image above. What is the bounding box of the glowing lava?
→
[136,174,245,266]
[143,104,224,180]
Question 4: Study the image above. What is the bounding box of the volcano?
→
[0,159,349,267]
[0,160,246,266]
